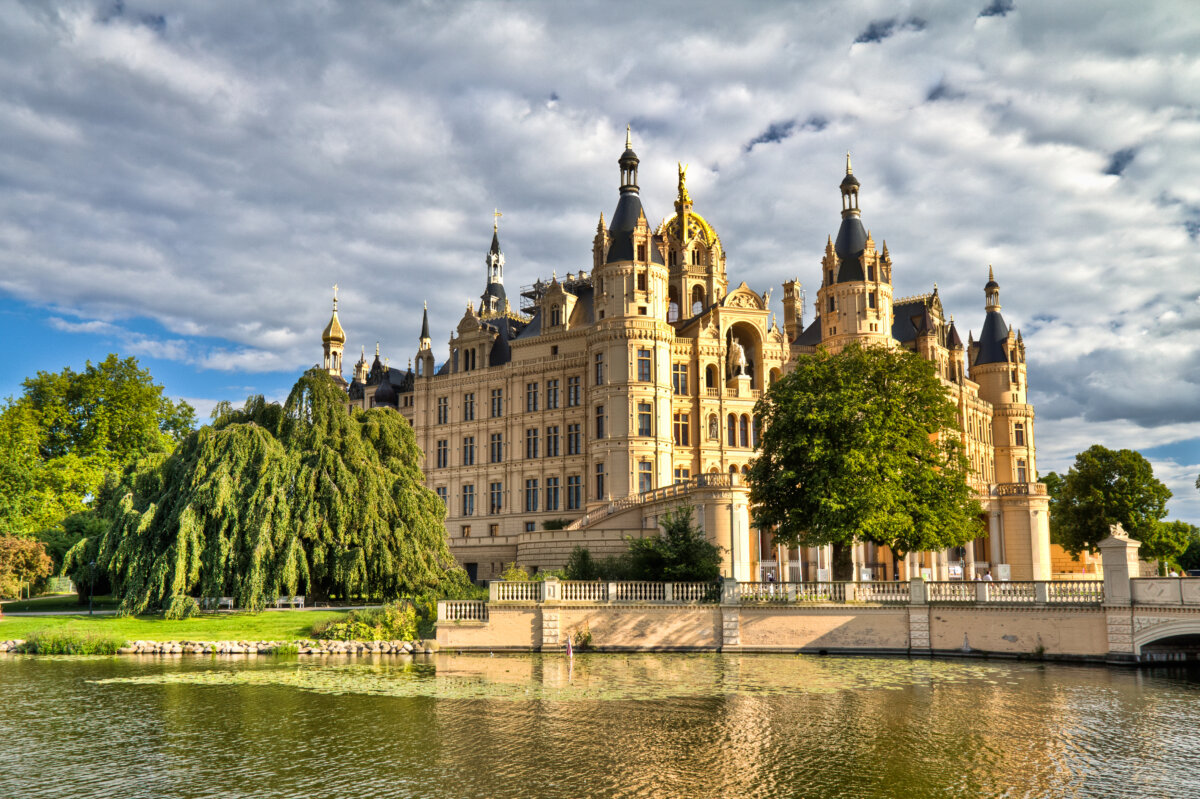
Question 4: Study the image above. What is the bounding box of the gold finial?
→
[846,151,852,175]
[625,124,632,150]
[677,162,691,205]
[332,283,339,311]
[423,300,427,310]
[375,342,380,357]
[493,208,502,232]
[384,356,390,372]
[988,264,995,281]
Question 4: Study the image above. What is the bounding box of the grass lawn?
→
[0,610,350,642]
[0,594,120,613]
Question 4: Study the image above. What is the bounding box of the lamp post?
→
[88,561,96,616]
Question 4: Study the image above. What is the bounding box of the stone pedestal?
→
[1098,524,1141,607]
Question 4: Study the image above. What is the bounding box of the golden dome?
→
[657,211,720,249]
[322,310,345,344]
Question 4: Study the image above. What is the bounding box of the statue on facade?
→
[731,340,748,376]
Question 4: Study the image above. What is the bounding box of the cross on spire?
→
[493,208,502,232]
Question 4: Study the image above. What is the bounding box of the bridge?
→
[438,526,1200,665]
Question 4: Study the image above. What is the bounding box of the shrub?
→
[273,642,299,655]
[541,518,572,530]
[23,628,125,655]
[572,622,593,651]
[564,547,598,580]
[163,595,200,620]
[498,562,530,581]
[311,601,419,641]
[627,505,722,582]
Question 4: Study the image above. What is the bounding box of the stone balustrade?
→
[483,577,1109,607]
[1131,578,1200,606]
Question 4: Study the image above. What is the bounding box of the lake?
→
[1,653,1196,798]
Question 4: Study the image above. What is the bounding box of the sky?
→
[1,0,1198,522]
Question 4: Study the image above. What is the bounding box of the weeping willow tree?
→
[67,369,467,614]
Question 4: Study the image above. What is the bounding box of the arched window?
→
[741,465,749,475]
[691,284,706,316]
[729,464,738,475]
[769,368,781,385]
[739,415,749,448]
[727,414,737,446]
[752,415,761,448]
[706,365,717,388]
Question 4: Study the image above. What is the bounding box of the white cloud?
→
[2,0,1200,520]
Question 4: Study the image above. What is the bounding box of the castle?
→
[319,132,1052,583]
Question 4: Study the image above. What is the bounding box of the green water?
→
[1,653,1196,798]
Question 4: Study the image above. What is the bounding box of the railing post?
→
[1034,581,1050,605]
[1098,524,1141,606]
[844,582,857,603]
[489,581,501,602]
[785,582,797,602]
[975,582,989,603]
[542,576,559,602]
[437,601,447,622]
[607,581,618,603]
[664,583,674,603]
[909,577,927,605]
[721,578,740,605]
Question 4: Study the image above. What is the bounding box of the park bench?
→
[275,595,305,609]
[199,597,235,611]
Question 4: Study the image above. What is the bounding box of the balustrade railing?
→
[440,600,489,622]
[483,579,1109,608]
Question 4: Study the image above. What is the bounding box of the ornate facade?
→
[320,135,1052,582]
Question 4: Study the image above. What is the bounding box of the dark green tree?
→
[65,369,467,613]
[1156,520,1199,573]
[1177,523,1200,573]
[749,342,982,579]
[626,505,722,582]
[1050,445,1174,561]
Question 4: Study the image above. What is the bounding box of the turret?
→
[815,154,894,352]
[321,284,346,384]
[480,212,507,316]
[782,278,804,341]
[417,302,435,377]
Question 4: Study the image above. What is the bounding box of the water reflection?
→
[0,653,1196,799]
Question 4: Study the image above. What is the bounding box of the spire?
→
[625,124,632,150]
[846,151,853,175]
[618,125,640,194]
[482,216,507,314]
[596,212,606,234]
[419,301,431,349]
[985,265,1001,310]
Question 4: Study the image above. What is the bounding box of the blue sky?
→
[1,0,1198,522]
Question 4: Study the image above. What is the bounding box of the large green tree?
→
[627,506,723,582]
[1049,445,1174,561]
[66,369,467,613]
[749,342,982,579]
[0,354,194,544]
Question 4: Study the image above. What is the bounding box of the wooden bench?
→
[200,597,235,611]
[275,595,305,609]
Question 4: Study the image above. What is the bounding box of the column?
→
[964,538,977,580]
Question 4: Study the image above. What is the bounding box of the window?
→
[868,264,876,281]
[436,440,449,469]
[595,405,605,439]
[567,475,582,510]
[672,363,688,394]
[435,487,447,506]
[828,296,836,313]
[550,306,562,326]
[526,382,538,412]
[752,415,761,448]
[740,415,749,448]
[546,426,560,457]
[637,244,647,264]
[525,479,539,512]
[567,376,581,406]
[491,388,503,417]
[1017,459,1028,483]
[567,423,582,455]
[546,477,560,511]
[525,428,539,460]
[489,482,503,515]
[594,353,604,386]
[461,525,471,538]
[638,403,653,436]
[638,306,647,316]
[692,250,700,265]
[637,349,652,382]
[673,412,690,446]
[490,432,503,463]
[436,397,449,425]
[727,414,737,446]
[547,379,559,409]
[489,523,499,537]
[868,292,876,309]
[463,393,475,421]
[461,485,475,517]
[827,269,833,284]
[674,467,690,484]
[524,522,536,533]
[638,461,653,493]
[595,462,605,500]
[462,436,475,466]
[1014,423,1026,447]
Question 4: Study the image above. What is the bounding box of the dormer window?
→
[637,243,647,262]
[550,306,562,327]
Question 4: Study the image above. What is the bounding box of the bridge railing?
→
[1132,577,1200,606]
[483,578,1107,607]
